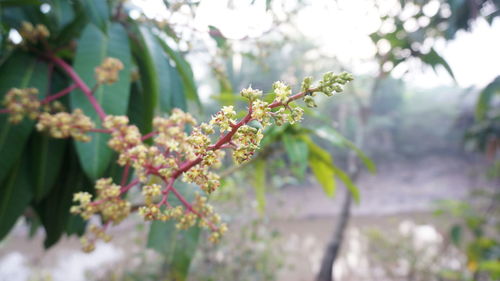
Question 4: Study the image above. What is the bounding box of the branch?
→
[47,54,107,121]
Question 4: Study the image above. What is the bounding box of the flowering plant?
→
[0,1,357,261]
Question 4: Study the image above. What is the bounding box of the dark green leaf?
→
[0,158,33,240]
[53,1,88,46]
[0,51,49,184]
[35,146,91,248]
[127,81,148,133]
[47,0,76,30]
[140,27,173,113]
[130,26,171,133]
[450,224,462,246]
[28,133,67,202]
[156,36,200,106]
[82,0,109,32]
[420,48,455,80]
[170,67,187,111]
[0,0,41,6]
[71,23,132,180]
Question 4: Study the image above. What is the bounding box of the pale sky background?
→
[136,0,500,89]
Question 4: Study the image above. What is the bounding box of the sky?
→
[136,0,500,89]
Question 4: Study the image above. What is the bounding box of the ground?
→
[0,155,495,281]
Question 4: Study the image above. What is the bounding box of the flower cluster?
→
[19,21,50,43]
[2,88,40,123]
[71,178,131,225]
[36,109,95,142]
[0,63,353,253]
[272,81,292,103]
[104,115,142,152]
[95,57,124,85]
[209,105,236,132]
[316,71,354,96]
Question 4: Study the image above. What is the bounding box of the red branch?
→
[120,178,140,193]
[120,164,130,187]
[141,131,158,141]
[41,84,78,105]
[89,128,112,134]
[48,54,107,121]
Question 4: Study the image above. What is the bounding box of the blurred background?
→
[0,0,498,280]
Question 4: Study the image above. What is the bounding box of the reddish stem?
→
[120,164,130,187]
[0,108,9,114]
[89,128,112,134]
[170,186,217,231]
[120,178,140,193]
[41,84,78,105]
[48,54,107,121]
[141,131,158,141]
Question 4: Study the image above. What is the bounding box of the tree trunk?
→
[316,190,352,281]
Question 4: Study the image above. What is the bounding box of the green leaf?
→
[82,0,109,32]
[170,67,187,111]
[208,25,227,48]
[0,51,49,184]
[315,126,376,173]
[140,27,174,113]
[253,159,267,214]
[282,134,308,178]
[130,26,171,133]
[28,133,67,202]
[305,138,336,197]
[450,224,462,246]
[71,23,132,180]
[47,0,76,30]
[53,1,87,46]
[420,48,455,80]
[35,147,92,248]
[0,0,41,6]
[147,183,200,281]
[156,36,200,106]
[0,157,33,240]
[330,164,361,203]
[127,81,148,133]
[475,76,500,121]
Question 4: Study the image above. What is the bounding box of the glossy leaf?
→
[0,158,33,240]
[71,23,132,180]
[156,36,200,106]
[170,67,187,111]
[47,0,75,30]
[130,26,171,133]
[253,159,267,213]
[35,147,91,248]
[0,51,49,184]
[82,0,108,32]
[28,133,67,202]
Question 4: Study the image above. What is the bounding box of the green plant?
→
[0,0,357,260]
